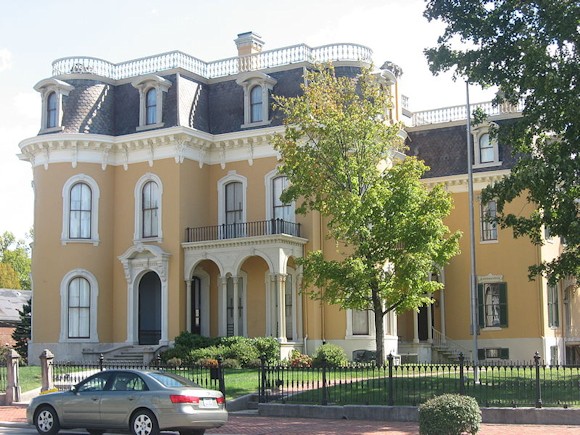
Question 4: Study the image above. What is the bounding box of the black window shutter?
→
[477,284,484,328]
[500,348,510,359]
[478,348,486,360]
[499,283,508,327]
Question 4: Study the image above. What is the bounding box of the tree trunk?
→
[371,286,385,366]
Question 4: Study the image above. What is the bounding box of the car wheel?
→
[130,409,159,435]
[34,405,61,435]
[179,430,205,435]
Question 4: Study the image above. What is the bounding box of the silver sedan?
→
[27,369,228,435]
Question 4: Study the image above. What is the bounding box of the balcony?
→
[184,219,301,243]
[410,100,524,127]
[51,43,373,81]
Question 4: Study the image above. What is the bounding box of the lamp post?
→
[465,81,479,383]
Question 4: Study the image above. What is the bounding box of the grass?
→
[19,365,42,392]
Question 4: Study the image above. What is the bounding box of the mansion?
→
[18,32,578,365]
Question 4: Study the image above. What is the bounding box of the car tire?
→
[130,409,160,435]
[179,430,205,435]
[34,405,61,435]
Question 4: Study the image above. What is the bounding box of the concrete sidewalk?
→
[4,404,580,434]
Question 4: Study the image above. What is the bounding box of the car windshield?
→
[149,372,200,388]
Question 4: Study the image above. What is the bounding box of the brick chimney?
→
[235,32,265,56]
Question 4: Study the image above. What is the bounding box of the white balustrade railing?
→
[51,43,373,81]
[411,100,524,126]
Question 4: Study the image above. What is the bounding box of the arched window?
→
[250,85,263,123]
[47,92,58,128]
[68,277,91,339]
[69,182,92,239]
[62,174,100,245]
[142,180,159,238]
[225,182,243,238]
[146,88,157,125]
[272,176,291,221]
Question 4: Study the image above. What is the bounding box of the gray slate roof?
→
[0,289,31,325]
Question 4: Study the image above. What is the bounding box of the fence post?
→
[534,351,543,408]
[387,353,394,406]
[39,349,54,393]
[217,356,226,401]
[5,349,21,404]
[459,352,465,395]
[321,359,328,406]
[259,354,267,403]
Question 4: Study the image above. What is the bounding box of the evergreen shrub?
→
[419,394,481,435]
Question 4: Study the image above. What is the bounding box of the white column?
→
[233,276,239,336]
[126,282,135,344]
[218,276,227,336]
[440,289,447,343]
[296,273,303,341]
[427,293,433,344]
[277,274,287,342]
[413,312,419,344]
[185,280,192,333]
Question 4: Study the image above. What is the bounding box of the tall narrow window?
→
[479,133,494,163]
[250,85,263,122]
[548,285,559,327]
[481,201,498,241]
[68,277,90,338]
[272,176,292,221]
[142,181,159,238]
[285,274,293,340]
[191,277,201,335]
[225,182,243,238]
[146,88,157,125]
[352,310,370,335]
[226,276,244,336]
[69,183,92,239]
[478,282,508,328]
[47,92,58,129]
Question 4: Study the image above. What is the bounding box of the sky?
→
[0,0,495,241]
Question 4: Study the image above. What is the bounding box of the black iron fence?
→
[258,353,580,408]
[185,219,301,242]
[52,355,226,399]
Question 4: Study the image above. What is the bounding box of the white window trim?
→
[346,309,376,339]
[217,172,247,227]
[34,78,74,134]
[236,72,277,128]
[264,168,295,222]
[131,74,172,131]
[472,122,501,168]
[61,174,100,246]
[59,269,99,343]
[134,173,163,243]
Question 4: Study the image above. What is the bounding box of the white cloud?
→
[0,48,13,72]
[13,92,40,121]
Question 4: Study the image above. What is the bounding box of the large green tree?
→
[272,66,461,364]
[424,0,579,284]
[12,297,31,364]
[0,231,32,290]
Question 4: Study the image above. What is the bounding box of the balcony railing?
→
[51,43,373,81]
[411,100,524,127]
[185,219,301,243]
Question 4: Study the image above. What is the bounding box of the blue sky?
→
[0,0,495,240]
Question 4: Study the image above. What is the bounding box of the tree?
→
[424,0,579,284]
[0,263,20,289]
[272,66,461,365]
[12,297,31,364]
[0,231,32,290]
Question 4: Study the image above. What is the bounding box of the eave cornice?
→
[18,125,286,170]
[423,169,511,192]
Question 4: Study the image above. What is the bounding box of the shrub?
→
[253,337,281,364]
[221,341,259,367]
[197,358,219,368]
[174,331,217,349]
[245,358,262,368]
[312,344,348,368]
[221,358,241,369]
[288,350,312,368]
[166,357,182,367]
[419,394,481,435]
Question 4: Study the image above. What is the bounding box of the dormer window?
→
[131,74,171,131]
[236,72,277,128]
[34,78,74,134]
[472,123,501,168]
[146,88,157,125]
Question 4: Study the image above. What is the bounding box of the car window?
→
[111,373,148,391]
[149,372,200,388]
[77,372,111,393]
